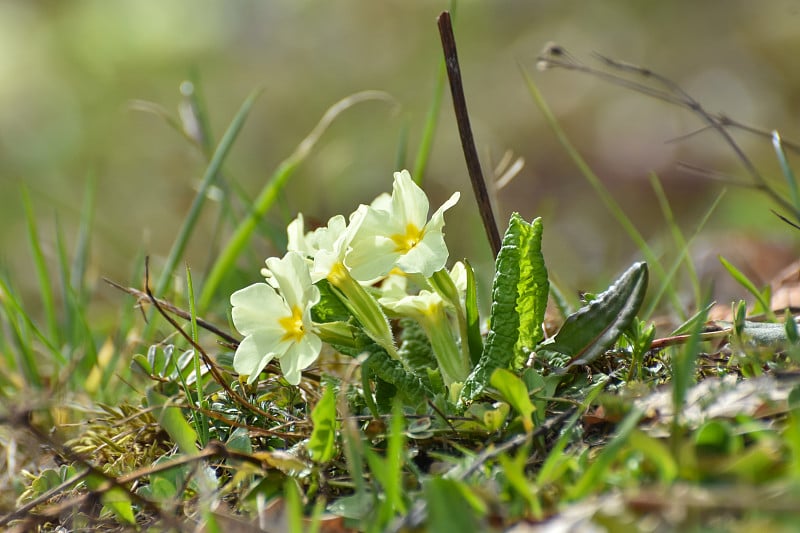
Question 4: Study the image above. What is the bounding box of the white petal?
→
[346,236,399,281]
[449,261,467,294]
[233,332,283,383]
[397,230,447,277]
[426,191,460,234]
[392,170,429,228]
[279,333,323,385]
[369,192,392,212]
[286,213,308,253]
[266,252,314,310]
[230,283,288,336]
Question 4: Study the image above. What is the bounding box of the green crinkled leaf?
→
[513,216,548,368]
[459,214,548,405]
[397,317,437,372]
[363,349,432,406]
[374,377,398,413]
[539,261,648,372]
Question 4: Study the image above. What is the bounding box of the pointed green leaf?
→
[308,386,337,463]
[490,368,535,433]
[460,214,548,404]
[86,474,136,525]
[540,261,648,372]
[146,389,199,455]
[718,255,774,320]
[463,260,484,366]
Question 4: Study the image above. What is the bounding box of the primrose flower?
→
[231,251,321,385]
[379,272,469,386]
[280,208,399,359]
[346,170,460,281]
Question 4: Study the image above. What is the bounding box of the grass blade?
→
[772,130,800,222]
[412,58,446,186]
[155,88,263,298]
[22,188,59,345]
[520,66,680,312]
[643,184,725,318]
[71,173,96,299]
[718,255,775,320]
[198,90,396,311]
[649,173,700,310]
[565,408,642,500]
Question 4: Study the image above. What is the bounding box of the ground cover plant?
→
[5,8,800,532]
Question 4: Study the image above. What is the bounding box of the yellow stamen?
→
[278,305,305,343]
[328,261,349,287]
[390,223,423,253]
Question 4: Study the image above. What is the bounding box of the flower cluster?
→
[230,169,466,387]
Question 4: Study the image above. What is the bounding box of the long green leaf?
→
[513,216,548,368]
[460,214,548,404]
[147,389,199,456]
[773,130,800,222]
[463,259,483,366]
[198,91,395,311]
[521,68,681,312]
[539,261,648,372]
[308,386,337,464]
[22,188,59,345]
[718,255,775,320]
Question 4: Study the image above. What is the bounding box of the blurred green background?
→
[3,0,800,317]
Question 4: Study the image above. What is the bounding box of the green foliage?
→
[425,478,481,533]
[490,368,536,433]
[308,386,337,463]
[463,259,484,366]
[397,317,437,371]
[363,349,432,408]
[772,131,800,222]
[719,255,776,319]
[146,389,199,456]
[539,261,648,372]
[460,213,548,404]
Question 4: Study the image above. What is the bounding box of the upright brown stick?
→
[437,11,502,257]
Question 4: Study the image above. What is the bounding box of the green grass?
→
[5,29,800,533]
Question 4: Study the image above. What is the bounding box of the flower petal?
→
[266,252,317,309]
[392,170,429,228]
[286,213,308,254]
[233,331,284,383]
[231,283,289,336]
[397,230,448,276]
[346,236,399,281]
[279,333,323,385]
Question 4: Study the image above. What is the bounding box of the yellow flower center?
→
[278,305,305,343]
[328,261,349,286]
[390,223,423,253]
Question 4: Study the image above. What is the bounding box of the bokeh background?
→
[3,0,800,318]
